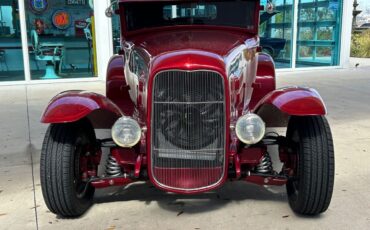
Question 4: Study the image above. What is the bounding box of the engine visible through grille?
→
[151,70,226,190]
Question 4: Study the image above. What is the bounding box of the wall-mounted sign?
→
[52,10,72,30]
[30,0,48,14]
[65,0,87,5]
[75,20,88,37]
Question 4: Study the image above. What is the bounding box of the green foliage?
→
[317,47,332,57]
[351,30,370,58]
[299,27,333,41]
[299,28,313,40]
[317,28,333,40]
[275,13,284,24]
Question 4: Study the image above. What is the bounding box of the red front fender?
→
[252,87,327,127]
[41,91,123,127]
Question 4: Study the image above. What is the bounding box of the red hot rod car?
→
[40,0,334,217]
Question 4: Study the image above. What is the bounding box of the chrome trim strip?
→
[154,101,224,105]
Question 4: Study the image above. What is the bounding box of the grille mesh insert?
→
[151,70,225,190]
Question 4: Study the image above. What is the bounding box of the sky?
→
[357,0,370,12]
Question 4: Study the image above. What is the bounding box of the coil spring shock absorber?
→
[255,153,273,174]
[105,155,122,177]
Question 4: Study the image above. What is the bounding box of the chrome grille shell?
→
[150,70,226,191]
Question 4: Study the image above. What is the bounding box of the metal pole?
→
[291,0,299,69]
[18,0,32,82]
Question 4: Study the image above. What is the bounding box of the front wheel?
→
[286,116,335,215]
[40,119,98,217]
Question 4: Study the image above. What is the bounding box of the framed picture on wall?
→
[52,10,72,30]
[29,0,48,14]
[65,0,87,5]
[74,20,88,37]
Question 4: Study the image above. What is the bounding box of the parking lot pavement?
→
[0,67,370,230]
[350,57,370,68]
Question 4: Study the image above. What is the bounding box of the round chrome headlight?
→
[111,117,141,147]
[235,113,265,145]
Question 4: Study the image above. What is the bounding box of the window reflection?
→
[25,0,97,80]
[0,1,24,81]
[259,0,294,69]
[296,0,342,67]
[112,7,121,54]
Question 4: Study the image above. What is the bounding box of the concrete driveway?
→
[0,67,369,230]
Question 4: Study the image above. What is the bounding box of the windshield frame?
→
[119,0,261,38]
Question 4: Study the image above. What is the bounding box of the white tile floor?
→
[0,67,370,230]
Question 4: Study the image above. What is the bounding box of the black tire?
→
[40,119,97,217]
[286,116,334,215]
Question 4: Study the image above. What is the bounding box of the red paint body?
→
[41,91,123,124]
[249,53,276,110]
[41,0,328,193]
[253,87,327,116]
[106,55,135,116]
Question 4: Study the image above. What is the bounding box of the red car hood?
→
[130,29,256,74]
[131,29,253,58]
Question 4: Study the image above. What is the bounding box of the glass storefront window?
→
[111,1,121,55]
[296,0,342,67]
[25,0,98,80]
[0,0,349,83]
[259,0,294,69]
[108,0,121,54]
[110,0,344,70]
[0,1,24,82]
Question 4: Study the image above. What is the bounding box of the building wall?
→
[0,0,353,84]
